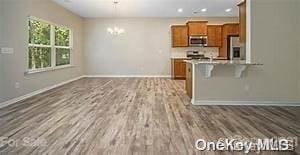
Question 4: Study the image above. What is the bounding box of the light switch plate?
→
[1,47,14,54]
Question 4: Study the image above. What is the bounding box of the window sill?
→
[25,65,75,75]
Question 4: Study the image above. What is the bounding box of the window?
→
[28,17,72,72]
[55,26,71,66]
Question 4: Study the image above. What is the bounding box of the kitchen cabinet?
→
[239,0,247,44]
[171,58,186,80]
[171,25,188,47]
[207,25,222,47]
[219,24,240,57]
[186,63,193,98]
[187,21,208,36]
[223,24,240,35]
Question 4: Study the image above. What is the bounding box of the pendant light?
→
[107,1,125,35]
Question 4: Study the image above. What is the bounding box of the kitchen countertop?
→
[171,57,229,60]
[185,59,263,78]
[170,57,190,59]
[185,59,263,65]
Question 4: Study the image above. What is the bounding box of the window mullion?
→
[28,17,72,71]
[51,25,55,68]
[70,29,73,66]
[29,44,51,48]
[54,46,70,49]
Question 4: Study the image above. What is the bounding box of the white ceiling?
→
[52,0,241,18]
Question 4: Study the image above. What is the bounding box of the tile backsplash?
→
[170,47,219,58]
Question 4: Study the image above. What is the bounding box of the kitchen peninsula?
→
[185,59,262,104]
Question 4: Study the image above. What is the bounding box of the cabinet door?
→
[239,0,247,43]
[187,21,208,36]
[172,59,186,80]
[215,26,223,47]
[224,24,239,35]
[207,25,222,47]
[186,63,193,98]
[171,26,188,47]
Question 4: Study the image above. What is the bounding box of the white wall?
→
[0,0,4,102]
[298,0,300,99]
[0,0,84,103]
[2,0,299,103]
[83,17,238,76]
[195,0,299,102]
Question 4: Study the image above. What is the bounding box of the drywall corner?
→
[0,0,4,103]
[298,0,300,100]
[0,0,84,102]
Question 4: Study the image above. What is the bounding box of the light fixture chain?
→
[107,0,125,35]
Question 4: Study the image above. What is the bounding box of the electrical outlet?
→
[1,48,14,54]
[15,82,20,89]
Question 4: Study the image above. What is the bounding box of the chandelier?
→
[107,1,125,35]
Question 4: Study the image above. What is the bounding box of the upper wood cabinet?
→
[171,25,188,47]
[223,24,239,35]
[219,24,240,57]
[239,0,246,44]
[187,21,208,36]
[207,25,222,47]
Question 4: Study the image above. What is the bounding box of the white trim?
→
[0,76,85,109]
[28,44,51,48]
[51,24,55,68]
[0,75,169,109]
[28,16,73,71]
[193,100,300,106]
[25,65,75,75]
[54,46,71,49]
[246,0,252,63]
[29,16,71,30]
[84,75,171,78]
[1,75,299,109]
[191,64,196,104]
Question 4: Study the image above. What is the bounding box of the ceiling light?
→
[107,27,125,35]
[201,8,207,12]
[177,8,183,13]
[107,1,125,35]
[225,8,232,12]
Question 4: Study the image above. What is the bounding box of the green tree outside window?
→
[28,17,72,70]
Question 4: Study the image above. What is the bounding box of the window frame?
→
[27,16,73,74]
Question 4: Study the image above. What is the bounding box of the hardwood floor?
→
[0,78,299,155]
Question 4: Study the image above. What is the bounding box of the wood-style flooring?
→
[0,78,299,155]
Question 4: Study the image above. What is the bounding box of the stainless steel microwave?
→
[189,36,208,47]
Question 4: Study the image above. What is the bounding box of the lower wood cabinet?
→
[171,59,192,98]
[171,59,186,80]
[186,63,193,99]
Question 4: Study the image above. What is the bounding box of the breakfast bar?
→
[185,59,263,104]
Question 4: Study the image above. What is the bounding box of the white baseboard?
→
[193,100,300,106]
[2,75,299,109]
[84,75,171,78]
[0,75,170,109]
[0,76,85,109]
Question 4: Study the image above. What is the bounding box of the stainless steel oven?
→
[189,36,208,47]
